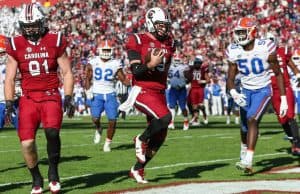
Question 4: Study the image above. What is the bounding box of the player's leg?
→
[130,91,171,183]
[90,94,104,144]
[237,87,271,173]
[41,95,63,193]
[178,88,189,130]
[167,88,177,129]
[0,103,5,129]
[189,88,200,125]
[280,87,300,155]
[18,97,43,193]
[103,92,119,152]
[198,88,208,124]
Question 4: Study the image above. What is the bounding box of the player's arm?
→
[4,55,18,101]
[268,53,285,96]
[85,64,93,90]
[288,59,300,86]
[226,61,238,91]
[57,52,74,96]
[116,68,130,86]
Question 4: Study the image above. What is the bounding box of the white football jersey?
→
[89,57,122,94]
[226,39,276,90]
[74,84,84,98]
[168,64,188,89]
[0,64,5,102]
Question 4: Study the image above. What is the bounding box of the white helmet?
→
[97,40,113,60]
[292,49,300,66]
[18,3,47,42]
[233,17,257,46]
[145,7,171,40]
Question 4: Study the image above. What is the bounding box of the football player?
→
[226,17,287,173]
[5,3,74,194]
[0,35,18,129]
[167,53,190,130]
[266,33,300,156]
[186,55,209,126]
[124,7,175,183]
[85,39,130,152]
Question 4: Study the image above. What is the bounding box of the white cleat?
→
[134,135,147,163]
[129,167,148,184]
[235,160,253,174]
[49,181,61,193]
[226,118,230,125]
[31,186,43,194]
[103,141,111,152]
[203,119,208,125]
[191,121,200,126]
[93,130,101,144]
[183,121,189,131]
[168,122,175,129]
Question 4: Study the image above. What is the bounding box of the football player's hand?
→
[148,49,164,69]
[230,89,246,107]
[5,100,16,124]
[279,96,288,117]
[64,95,75,118]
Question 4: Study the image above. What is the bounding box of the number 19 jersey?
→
[225,39,276,90]
[88,57,122,94]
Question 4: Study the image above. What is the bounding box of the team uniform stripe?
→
[268,44,276,53]
[9,37,16,51]
[254,95,271,120]
[133,33,141,45]
[135,100,159,119]
[56,31,62,47]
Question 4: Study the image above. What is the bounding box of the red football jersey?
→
[6,31,67,92]
[125,32,176,90]
[190,65,208,88]
[271,46,291,89]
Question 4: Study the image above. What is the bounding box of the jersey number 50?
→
[237,58,264,75]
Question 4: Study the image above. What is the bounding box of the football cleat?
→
[291,144,300,156]
[93,130,101,144]
[191,121,200,126]
[103,141,111,152]
[226,117,230,125]
[31,186,43,194]
[235,160,253,174]
[49,181,61,194]
[183,120,189,131]
[134,135,147,163]
[168,122,175,129]
[129,167,148,184]
[203,119,208,125]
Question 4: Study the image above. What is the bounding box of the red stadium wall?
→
[0,0,59,8]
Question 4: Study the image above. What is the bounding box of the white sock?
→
[170,108,175,123]
[244,149,254,164]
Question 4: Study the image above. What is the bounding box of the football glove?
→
[64,95,75,118]
[230,89,247,107]
[5,100,16,124]
[279,95,288,118]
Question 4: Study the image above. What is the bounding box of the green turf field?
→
[0,114,299,193]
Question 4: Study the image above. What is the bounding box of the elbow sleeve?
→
[131,63,148,78]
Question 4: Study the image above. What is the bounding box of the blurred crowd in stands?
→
[0,0,299,117]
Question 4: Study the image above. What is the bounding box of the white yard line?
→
[0,152,287,187]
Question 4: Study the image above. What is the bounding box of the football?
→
[144,48,162,64]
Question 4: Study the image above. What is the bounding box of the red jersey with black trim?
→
[271,46,291,90]
[125,32,176,90]
[189,65,209,88]
[6,31,67,92]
